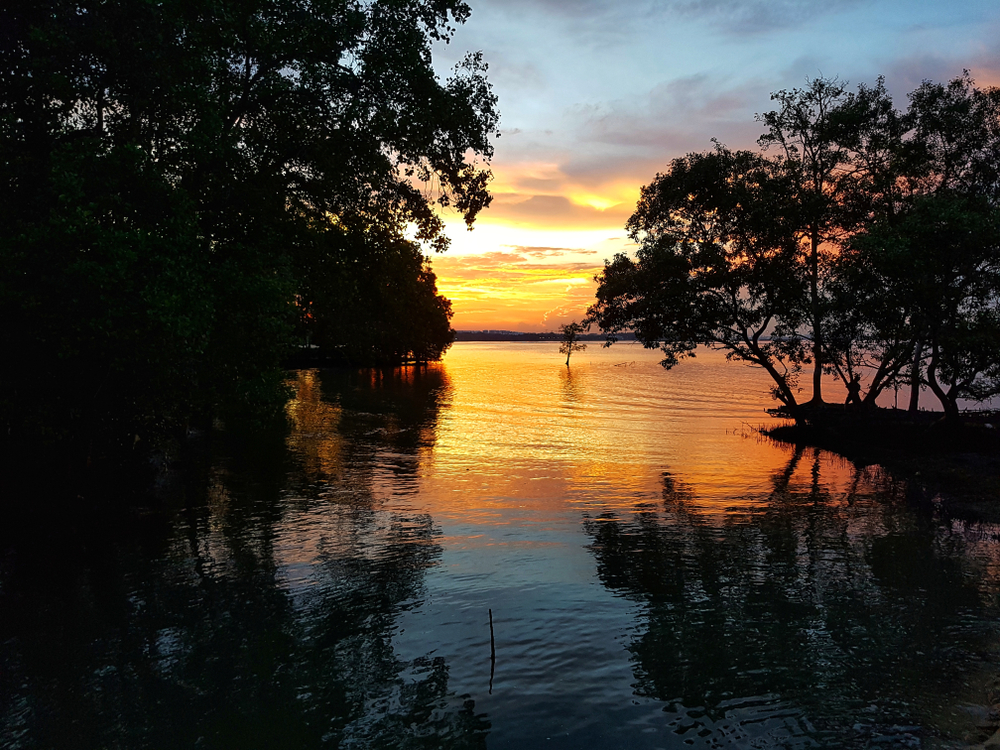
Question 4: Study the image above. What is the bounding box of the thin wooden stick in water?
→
[489,608,496,693]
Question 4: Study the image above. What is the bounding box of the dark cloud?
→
[881,55,1000,101]
[563,75,770,181]
[478,0,870,35]
[882,55,967,98]
[481,51,548,91]
[649,76,753,119]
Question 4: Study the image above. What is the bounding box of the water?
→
[4,343,1000,749]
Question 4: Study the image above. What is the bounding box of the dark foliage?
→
[591,73,1000,422]
[0,0,497,464]
[296,225,456,365]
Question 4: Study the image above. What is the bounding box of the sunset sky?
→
[426,0,1000,331]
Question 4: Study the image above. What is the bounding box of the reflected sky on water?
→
[3,343,1000,749]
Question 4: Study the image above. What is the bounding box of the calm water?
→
[4,343,1000,749]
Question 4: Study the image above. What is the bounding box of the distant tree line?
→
[453,330,634,342]
[0,0,497,459]
[589,73,1000,423]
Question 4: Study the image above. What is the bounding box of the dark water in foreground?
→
[4,343,1000,749]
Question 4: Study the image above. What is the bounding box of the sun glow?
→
[430,169,639,330]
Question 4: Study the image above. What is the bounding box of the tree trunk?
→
[808,227,824,405]
[907,339,922,413]
[862,354,896,407]
[925,343,959,421]
[754,351,803,425]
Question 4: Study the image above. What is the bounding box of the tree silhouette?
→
[0,0,498,460]
[592,73,1000,421]
[559,321,589,366]
[590,146,808,416]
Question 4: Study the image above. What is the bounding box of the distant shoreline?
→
[453,330,636,342]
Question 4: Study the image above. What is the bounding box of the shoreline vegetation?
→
[589,74,1000,432]
[1,0,497,468]
[582,71,1000,521]
[762,404,1000,507]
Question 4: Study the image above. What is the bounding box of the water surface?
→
[4,343,1000,749]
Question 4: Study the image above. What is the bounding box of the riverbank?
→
[764,406,1000,510]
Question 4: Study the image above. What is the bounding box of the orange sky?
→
[433,171,640,332]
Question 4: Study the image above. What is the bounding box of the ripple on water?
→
[3,344,1000,749]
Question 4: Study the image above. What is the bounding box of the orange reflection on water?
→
[412,343,864,524]
[285,369,346,481]
[278,346,913,545]
[275,368,448,594]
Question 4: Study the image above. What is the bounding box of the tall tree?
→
[593,73,1000,421]
[842,194,1000,419]
[757,77,852,405]
[828,72,1000,415]
[590,147,809,416]
[821,77,916,407]
[0,0,497,458]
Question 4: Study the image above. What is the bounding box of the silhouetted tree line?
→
[590,74,1000,424]
[452,331,634,342]
[0,0,497,459]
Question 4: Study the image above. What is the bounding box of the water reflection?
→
[5,346,1000,750]
[559,366,582,406]
[584,447,1000,745]
[0,365,487,750]
[285,367,451,495]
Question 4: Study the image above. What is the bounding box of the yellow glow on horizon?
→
[576,196,618,210]
[422,161,644,330]
[433,250,602,330]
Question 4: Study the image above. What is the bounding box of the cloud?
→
[434,254,599,278]
[444,250,528,267]
[660,0,871,34]
[882,55,1000,100]
[431,249,604,330]
[576,74,770,152]
[512,246,599,258]
[541,304,587,327]
[477,0,870,37]
[482,194,632,230]
[650,75,755,119]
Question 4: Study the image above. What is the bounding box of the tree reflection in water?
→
[0,366,488,750]
[583,446,1000,746]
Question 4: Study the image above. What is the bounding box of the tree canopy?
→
[589,73,1000,422]
[0,0,497,458]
